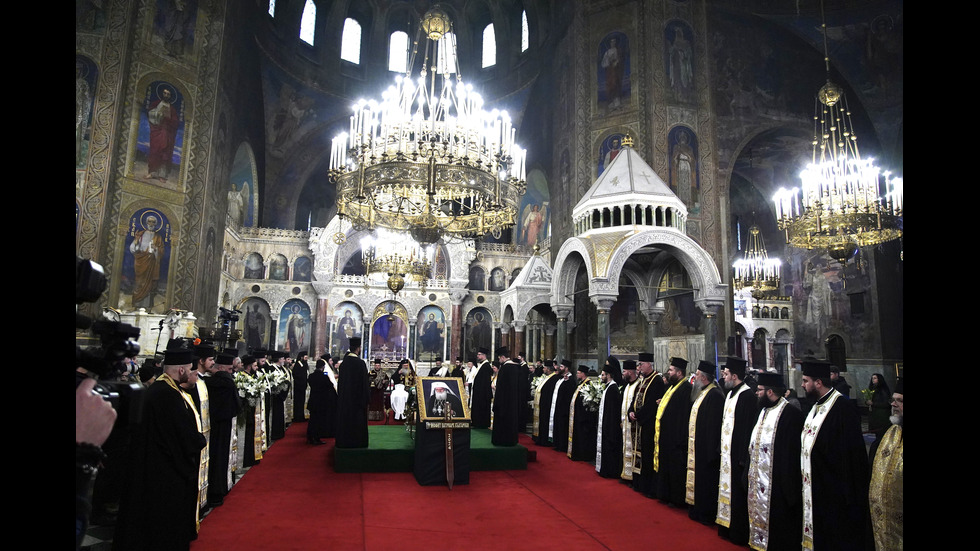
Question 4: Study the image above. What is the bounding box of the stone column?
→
[593,297,616,370]
[554,306,571,364]
[641,305,666,353]
[544,325,556,360]
[315,297,330,358]
[448,289,467,363]
[497,322,509,352]
[513,320,526,358]
[407,318,417,360]
[696,299,724,366]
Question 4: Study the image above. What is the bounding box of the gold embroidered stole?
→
[532,373,556,438]
[567,378,591,458]
[595,381,615,472]
[654,379,682,471]
[195,378,211,513]
[686,382,718,505]
[631,372,660,475]
[716,383,749,528]
[620,379,639,479]
[869,424,903,551]
[748,399,789,551]
[801,389,843,549]
[160,374,203,531]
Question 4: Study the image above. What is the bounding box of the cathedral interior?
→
[76,0,903,387]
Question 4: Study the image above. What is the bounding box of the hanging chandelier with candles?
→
[330,6,527,246]
[771,3,902,264]
[360,229,435,296]
[733,225,781,300]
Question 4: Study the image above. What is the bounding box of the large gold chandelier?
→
[360,229,434,296]
[330,6,527,245]
[772,3,902,263]
[733,225,781,300]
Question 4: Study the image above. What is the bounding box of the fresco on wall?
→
[597,31,631,113]
[464,307,493,362]
[76,55,98,168]
[267,80,318,158]
[598,133,626,176]
[77,0,107,32]
[293,256,312,282]
[469,266,486,291]
[120,208,171,314]
[269,254,288,280]
[517,168,550,247]
[152,0,198,59]
[228,143,258,227]
[665,21,695,104]
[278,299,311,354]
[332,302,363,358]
[136,81,185,186]
[668,126,699,212]
[416,305,446,362]
[242,298,271,351]
[489,268,507,291]
[244,253,265,279]
[371,302,409,360]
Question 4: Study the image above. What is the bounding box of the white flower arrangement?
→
[234,371,264,408]
[580,378,605,413]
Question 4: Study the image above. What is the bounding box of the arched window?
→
[388,31,408,73]
[521,11,529,52]
[482,24,496,68]
[437,32,457,74]
[268,0,277,18]
[341,18,361,64]
[299,0,316,45]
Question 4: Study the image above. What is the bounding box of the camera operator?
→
[76,376,117,549]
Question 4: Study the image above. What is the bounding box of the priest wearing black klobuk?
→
[595,356,623,478]
[306,358,336,443]
[568,365,598,460]
[336,337,370,448]
[114,348,207,551]
[491,347,522,446]
[533,360,559,446]
[685,360,725,525]
[204,350,241,507]
[469,347,493,429]
[292,350,310,422]
[715,357,759,546]
[426,381,465,418]
[629,352,666,498]
[552,359,577,454]
[747,372,804,551]
[655,357,693,507]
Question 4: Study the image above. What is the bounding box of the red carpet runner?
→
[193,422,745,550]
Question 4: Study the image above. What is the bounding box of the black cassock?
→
[335,353,369,448]
[687,385,725,525]
[533,374,559,446]
[242,373,261,467]
[596,383,622,477]
[656,380,693,507]
[470,361,493,429]
[806,391,873,551]
[292,360,309,422]
[552,377,576,454]
[114,377,206,551]
[752,402,804,551]
[632,373,666,497]
[718,382,759,546]
[307,370,337,440]
[270,366,289,440]
[204,371,240,505]
[569,382,598,461]
[492,360,522,446]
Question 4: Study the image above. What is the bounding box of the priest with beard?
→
[595,356,623,478]
[568,365,597,460]
[686,360,725,525]
[619,360,641,485]
[533,360,558,446]
[747,372,803,551]
[204,350,240,507]
[552,359,577,454]
[426,381,465,418]
[629,352,666,499]
[336,338,369,448]
[800,360,872,551]
[292,351,310,422]
[491,347,522,446]
[655,357,693,507]
[306,358,336,443]
[869,380,902,551]
[470,348,493,429]
[715,357,758,546]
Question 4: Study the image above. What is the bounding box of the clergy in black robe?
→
[686,361,725,525]
[552,362,577,454]
[292,351,309,422]
[307,359,336,442]
[204,352,240,506]
[716,357,759,546]
[568,365,598,461]
[595,357,623,478]
[630,352,666,498]
[655,357,693,507]
[747,373,804,551]
[336,339,370,448]
[269,353,289,440]
[240,357,261,467]
[114,349,206,551]
[800,360,872,551]
[491,348,522,446]
[470,348,493,429]
[533,364,558,446]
